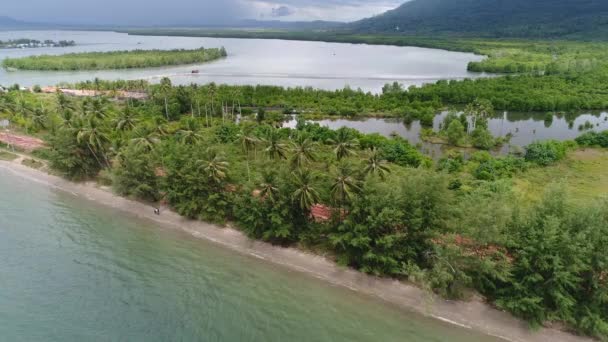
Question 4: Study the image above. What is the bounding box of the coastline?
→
[0,158,593,342]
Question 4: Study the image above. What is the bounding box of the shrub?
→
[525,140,569,166]
[576,130,608,148]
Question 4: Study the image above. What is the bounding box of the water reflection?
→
[284,111,608,157]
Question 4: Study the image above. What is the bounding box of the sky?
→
[1,0,404,25]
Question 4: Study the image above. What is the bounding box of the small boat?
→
[191,70,200,74]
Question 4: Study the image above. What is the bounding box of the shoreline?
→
[0,158,592,342]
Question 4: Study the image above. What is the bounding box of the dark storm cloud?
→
[1,0,248,25]
[271,6,295,17]
[1,0,404,24]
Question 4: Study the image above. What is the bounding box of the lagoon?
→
[0,30,487,93]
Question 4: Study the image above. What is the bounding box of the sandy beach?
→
[0,157,593,342]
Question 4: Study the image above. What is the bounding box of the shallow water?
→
[285,111,608,154]
[0,168,500,341]
[0,30,488,92]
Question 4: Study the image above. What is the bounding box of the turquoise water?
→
[0,168,500,341]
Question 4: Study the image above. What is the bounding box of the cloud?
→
[248,0,402,21]
[1,0,404,24]
[271,5,295,17]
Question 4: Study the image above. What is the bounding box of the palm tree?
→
[76,118,110,168]
[263,128,287,160]
[114,106,139,132]
[151,116,170,137]
[289,136,317,169]
[238,130,259,181]
[58,109,75,129]
[55,92,74,114]
[330,163,361,210]
[291,169,320,212]
[30,107,47,130]
[363,148,391,180]
[130,126,160,152]
[159,77,172,121]
[259,171,280,203]
[88,97,109,121]
[329,129,359,161]
[198,150,229,186]
[176,119,203,145]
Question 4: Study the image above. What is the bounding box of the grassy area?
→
[0,150,18,161]
[514,148,608,204]
[2,47,227,71]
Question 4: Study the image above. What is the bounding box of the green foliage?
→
[576,130,608,148]
[330,171,450,276]
[525,140,570,166]
[495,188,608,336]
[2,47,227,71]
[112,144,160,202]
[471,126,496,150]
[162,143,232,223]
[446,120,466,146]
[47,127,103,180]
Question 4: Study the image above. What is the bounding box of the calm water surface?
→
[0,30,488,92]
[0,168,500,341]
[285,111,608,155]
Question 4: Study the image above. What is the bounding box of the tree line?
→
[2,47,227,71]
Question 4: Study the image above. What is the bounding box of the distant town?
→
[0,39,76,49]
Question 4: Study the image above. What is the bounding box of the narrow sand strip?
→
[0,159,593,342]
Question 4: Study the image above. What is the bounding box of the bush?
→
[446,120,466,146]
[524,140,569,166]
[576,130,608,148]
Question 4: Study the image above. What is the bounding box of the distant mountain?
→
[0,16,51,30]
[350,0,608,39]
[230,20,343,30]
[0,16,25,28]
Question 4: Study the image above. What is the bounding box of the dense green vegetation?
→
[121,30,608,112]
[1,85,607,340]
[349,0,608,39]
[2,47,227,71]
[0,39,75,49]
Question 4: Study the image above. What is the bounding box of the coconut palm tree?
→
[114,106,139,132]
[159,77,172,121]
[76,118,110,168]
[329,129,359,161]
[30,107,47,130]
[238,130,259,181]
[263,128,287,160]
[199,150,229,186]
[176,119,203,145]
[291,169,320,212]
[55,92,74,114]
[58,109,75,129]
[289,136,317,169]
[88,97,110,121]
[331,163,361,210]
[151,116,170,137]
[130,126,160,152]
[363,148,391,180]
[259,171,280,203]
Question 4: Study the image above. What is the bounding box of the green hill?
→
[350,0,608,39]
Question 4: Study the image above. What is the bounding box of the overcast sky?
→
[2,0,404,25]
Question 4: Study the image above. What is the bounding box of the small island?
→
[2,47,227,71]
[0,39,76,49]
